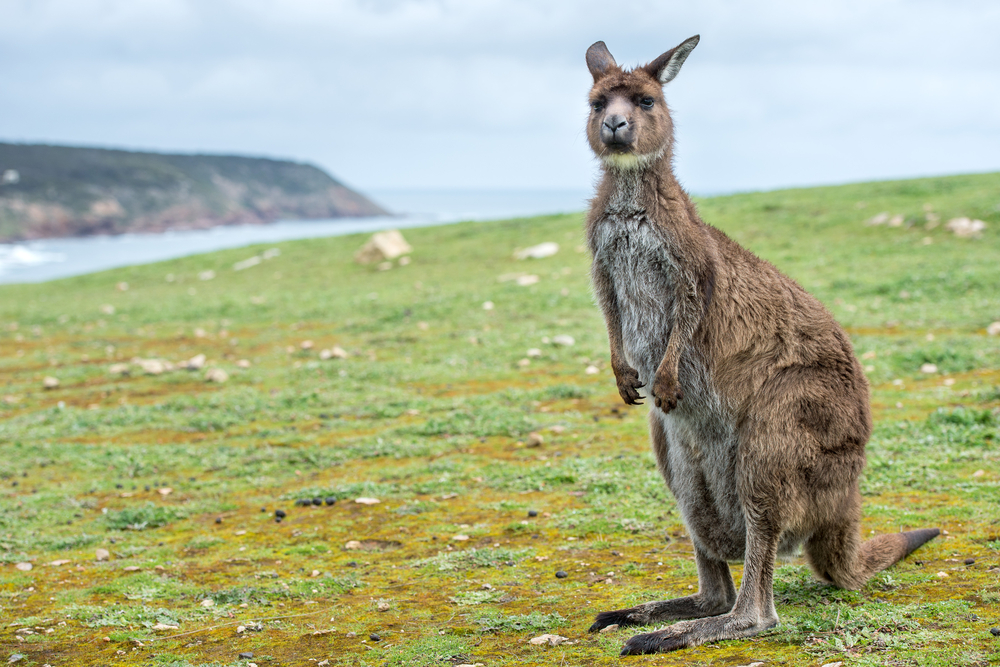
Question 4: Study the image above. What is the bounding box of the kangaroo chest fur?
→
[591,199,747,562]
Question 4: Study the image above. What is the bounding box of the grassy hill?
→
[0,172,997,666]
[0,142,387,242]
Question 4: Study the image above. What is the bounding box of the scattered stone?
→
[973,469,985,477]
[555,570,568,578]
[237,359,251,368]
[355,230,412,264]
[887,214,904,227]
[377,601,391,612]
[552,334,575,346]
[42,376,59,389]
[300,340,314,350]
[528,510,538,517]
[355,497,380,505]
[108,363,130,375]
[7,654,25,664]
[526,348,542,358]
[236,625,246,634]
[991,627,1000,637]
[920,363,938,374]
[310,497,322,506]
[123,566,141,572]
[274,509,287,519]
[516,274,540,286]
[238,652,253,659]
[369,633,381,642]
[14,562,32,572]
[158,487,173,496]
[184,354,206,370]
[514,242,560,260]
[452,534,470,541]
[205,368,229,383]
[987,322,1000,336]
[965,558,976,565]
[517,358,531,367]
[95,548,110,561]
[945,217,987,238]
[48,559,71,567]
[526,432,544,447]
[936,571,949,578]
[215,517,223,524]
[345,540,363,550]
[866,212,890,226]
[153,623,179,631]
[201,599,215,607]
[585,365,599,375]
[529,633,569,646]
[482,300,494,310]
[198,270,216,281]
[599,624,620,633]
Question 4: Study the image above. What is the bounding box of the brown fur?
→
[582,36,939,655]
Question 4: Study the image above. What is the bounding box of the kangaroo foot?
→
[619,611,778,655]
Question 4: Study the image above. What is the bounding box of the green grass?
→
[0,171,999,666]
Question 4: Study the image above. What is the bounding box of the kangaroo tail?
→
[806,527,940,590]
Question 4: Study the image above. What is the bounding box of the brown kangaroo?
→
[583,35,939,655]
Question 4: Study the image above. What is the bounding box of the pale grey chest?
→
[592,214,674,386]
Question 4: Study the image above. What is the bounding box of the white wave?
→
[0,244,67,274]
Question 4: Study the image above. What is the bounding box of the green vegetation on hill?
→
[0,142,387,242]
[0,172,998,666]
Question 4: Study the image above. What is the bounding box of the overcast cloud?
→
[1,0,998,194]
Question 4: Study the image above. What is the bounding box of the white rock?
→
[48,559,71,567]
[526,432,544,447]
[108,363,130,375]
[345,540,363,550]
[200,598,215,607]
[237,359,251,368]
[887,214,904,227]
[100,304,116,315]
[585,365,599,375]
[355,497,380,505]
[820,662,844,667]
[482,301,494,310]
[198,270,215,281]
[205,368,228,383]
[987,321,1000,336]
[866,212,889,226]
[598,624,619,633]
[376,601,391,612]
[528,633,569,646]
[452,534,469,541]
[514,242,560,260]
[300,340,314,350]
[355,230,413,264]
[185,354,206,370]
[330,346,348,359]
[42,376,59,389]
[14,562,32,572]
[552,335,575,346]
[233,256,262,271]
[920,363,938,374]
[526,348,542,358]
[153,623,179,631]
[136,358,166,375]
[516,274,540,286]
[945,217,987,238]
[95,548,110,561]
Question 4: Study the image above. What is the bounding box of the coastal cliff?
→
[0,143,388,242]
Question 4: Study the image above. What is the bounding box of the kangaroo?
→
[583,35,939,655]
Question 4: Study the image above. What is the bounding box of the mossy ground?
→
[1,172,999,666]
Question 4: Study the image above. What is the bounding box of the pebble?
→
[42,376,60,389]
[528,510,538,517]
[526,432,544,447]
[369,633,381,642]
[555,570,568,578]
[215,517,222,524]
[95,548,110,561]
[599,624,619,633]
[965,558,975,565]
[355,497,380,505]
[990,627,1000,637]
[275,509,287,518]
[15,562,32,572]
[529,633,569,646]
[312,497,323,506]
[295,499,310,507]
[325,497,336,506]
[238,652,254,659]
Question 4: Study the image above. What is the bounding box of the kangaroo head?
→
[585,35,699,171]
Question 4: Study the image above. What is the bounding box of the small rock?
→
[345,540,363,550]
[42,376,60,389]
[936,571,949,578]
[153,623,179,631]
[528,510,538,517]
[584,365,599,374]
[215,517,223,524]
[355,230,412,264]
[920,363,938,374]
[599,624,619,633]
[482,301,495,310]
[330,346,348,359]
[973,469,985,477]
[95,548,111,561]
[820,662,844,667]
[526,348,542,357]
[184,354,206,370]
[866,212,890,225]
[887,214,904,227]
[238,652,253,659]
[965,558,976,565]
[377,601,391,612]
[237,359,251,368]
[517,358,531,367]
[7,654,25,664]
[325,497,336,505]
[48,559,71,567]
[355,497,380,505]
[528,633,568,646]
[14,562,32,572]
[526,432,544,447]
[136,358,167,375]
[740,663,766,667]
[945,217,987,238]
[201,598,215,607]
[312,497,323,506]
[300,340,314,350]
[123,566,141,572]
[555,570,568,578]
[205,368,228,383]
[991,627,1000,637]
[369,633,381,642]
[452,534,470,541]
[514,242,559,260]
[236,625,246,634]
[274,509,287,518]
[552,334,575,346]
[987,321,1000,336]
[158,487,173,496]
[108,363,130,375]
[346,631,357,638]
[516,274,540,286]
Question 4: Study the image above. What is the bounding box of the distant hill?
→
[0,143,388,242]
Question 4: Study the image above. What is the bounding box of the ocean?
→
[0,188,589,284]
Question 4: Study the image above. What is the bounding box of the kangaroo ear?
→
[645,35,700,85]
[586,41,618,82]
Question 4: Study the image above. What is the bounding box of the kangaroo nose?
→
[603,115,628,133]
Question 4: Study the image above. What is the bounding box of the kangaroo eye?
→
[640,97,655,109]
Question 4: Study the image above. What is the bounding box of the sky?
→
[2,0,999,195]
